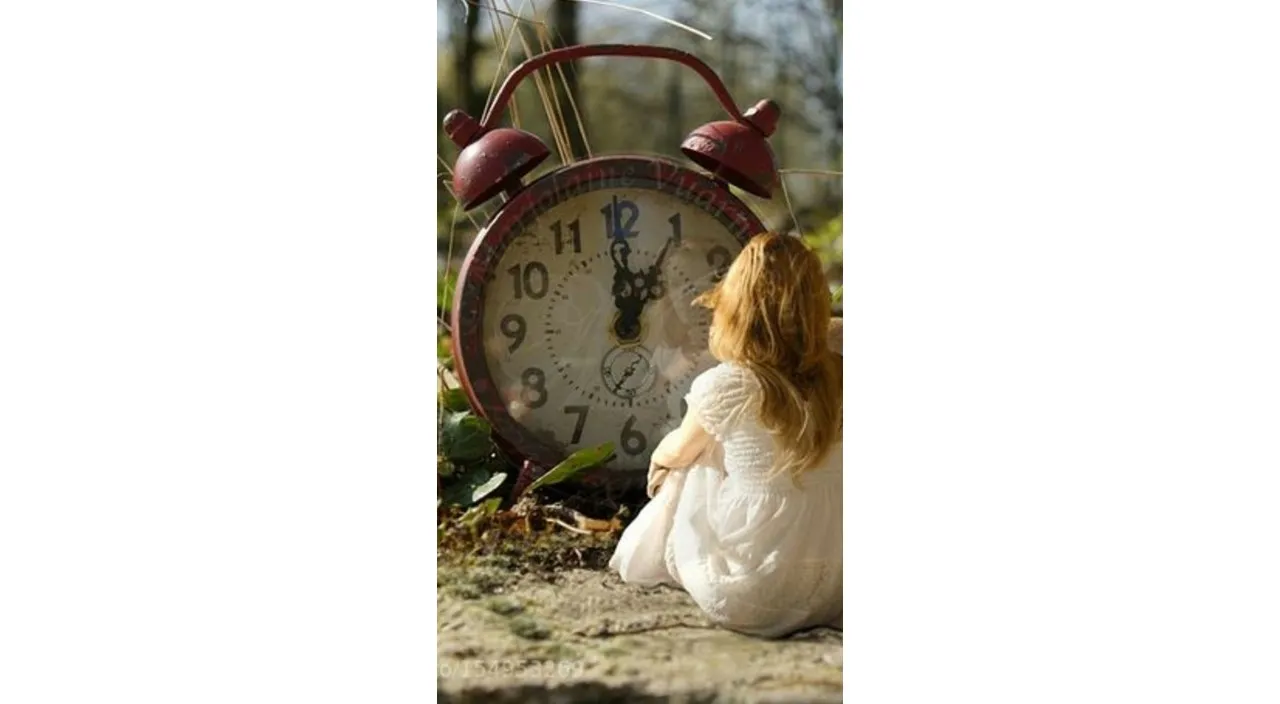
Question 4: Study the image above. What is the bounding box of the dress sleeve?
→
[684,364,756,441]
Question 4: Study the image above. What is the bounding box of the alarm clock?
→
[443,44,782,478]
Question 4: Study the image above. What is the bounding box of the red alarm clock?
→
[443,44,781,478]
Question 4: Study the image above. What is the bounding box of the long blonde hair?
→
[694,232,842,478]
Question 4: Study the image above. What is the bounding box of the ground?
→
[437,529,843,703]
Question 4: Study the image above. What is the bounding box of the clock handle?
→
[479,44,747,130]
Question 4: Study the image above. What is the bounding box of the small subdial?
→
[601,345,656,399]
[543,249,707,409]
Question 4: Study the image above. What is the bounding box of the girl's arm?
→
[650,410,713,470]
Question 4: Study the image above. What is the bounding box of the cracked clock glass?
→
[476,180,749,471]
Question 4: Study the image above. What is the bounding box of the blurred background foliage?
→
[436,0,844,302]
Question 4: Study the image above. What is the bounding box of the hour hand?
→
[609,239,634,299]
[609,238,644,342]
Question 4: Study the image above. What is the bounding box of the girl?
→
[609,232,843,638]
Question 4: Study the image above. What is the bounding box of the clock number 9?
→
[707,246,731,282]
[499,314,525,352]
[520,368,548,409]
[621,415,648,456]
[508,262,549,299]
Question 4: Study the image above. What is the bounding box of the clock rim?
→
[449,155,764,477]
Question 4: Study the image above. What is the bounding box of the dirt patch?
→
[438,531,843,703]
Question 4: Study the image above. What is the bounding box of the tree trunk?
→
[452,2,483,118]
[664,62,684,152]
[551,0,589,160]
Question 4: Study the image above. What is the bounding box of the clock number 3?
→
[508,262,549,299]
[520,368,548,409]
[621,415,648,456]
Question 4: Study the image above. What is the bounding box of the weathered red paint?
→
[441,44,781,485]
[444,109,551,209]
[449,157,764,479]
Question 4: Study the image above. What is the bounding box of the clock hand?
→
[641,235,678,301]
[612,356,643,393]
[609,237,645,342]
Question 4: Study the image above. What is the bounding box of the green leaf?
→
[442,411,492,463]
[476,496,501,517]
[441,466,485,506]
[525,442,615,495]
[440,387,470,413]
[459,496,501,529]
[830,285,843,305]
[470,472,507,503]
[458,496,501,535]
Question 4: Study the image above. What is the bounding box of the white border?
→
[845,1,1280,701]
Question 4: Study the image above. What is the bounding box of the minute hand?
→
[642,236,677,301]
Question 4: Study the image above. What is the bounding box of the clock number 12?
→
[601,197,639,238]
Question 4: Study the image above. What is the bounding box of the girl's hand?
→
[646,462,672,498]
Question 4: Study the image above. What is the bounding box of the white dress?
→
[608,362,843,638]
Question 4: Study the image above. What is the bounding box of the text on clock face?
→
[479,187,742,467]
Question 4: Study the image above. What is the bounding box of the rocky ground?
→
[437,532,843,703]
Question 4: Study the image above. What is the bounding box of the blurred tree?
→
[450,0,485,118]
[550,0,589,160]
[770,0,842,148]
[436,0,844,264]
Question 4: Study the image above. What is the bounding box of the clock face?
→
[452,157,762,474]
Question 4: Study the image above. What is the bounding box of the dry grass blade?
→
[489,0,572,164]
[780,174,803,237]
[566,0,714,41]
[464,0,542,27]
[481,0,531,128]
[538,10,592,159]
[435,154,485,231]
[526,16,572,162]
[553,60,591,159]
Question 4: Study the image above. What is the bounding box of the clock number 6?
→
[520,368,548,409]
[621,415,647,456]
[563,405,589,444]
[507,262,549,299]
